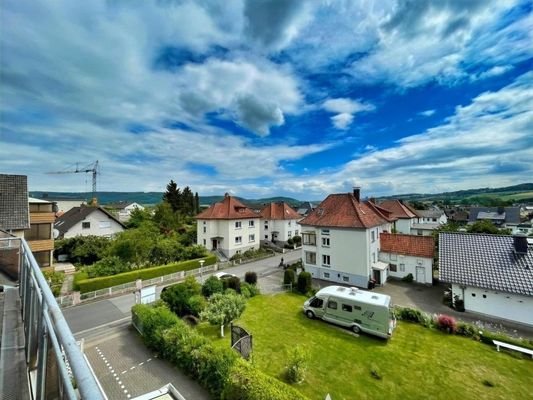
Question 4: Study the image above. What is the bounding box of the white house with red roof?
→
[260,202,301,244]
[196,193,260,259]
[299,188,396,288]
[379,233,435,284]
[379,199,418,234]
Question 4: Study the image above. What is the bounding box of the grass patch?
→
[200,293,533,400]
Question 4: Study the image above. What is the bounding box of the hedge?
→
[77,255,216,293]
[132,304,310,400]
[222,359,309,400]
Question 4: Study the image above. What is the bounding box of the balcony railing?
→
[1,237,104,399]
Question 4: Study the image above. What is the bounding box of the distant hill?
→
[30,191,306,207]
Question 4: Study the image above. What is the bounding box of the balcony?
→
[28,239,54,253]
[29,212,56,224]
[0,236,104,399]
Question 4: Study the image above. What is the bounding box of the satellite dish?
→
[53,229,60,239]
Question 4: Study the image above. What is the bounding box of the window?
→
[264,223,268,230]
[417,230,423,236]
[432,218,437,222]
[305,251,316,265]
[288,231,292,238]
[82,221,90,229]
[482,294,487,298]
[399,263,405,272]
[327,300,337,310]
[322,254,331,266]
[322,237,330,247]
[235,236,242,244]
[249,220,254,227]
[302,232,316,245]
[321,229,330,235]
[235,221,242,229]
[203,226,207,233]
[372,253,376,263]
[343,276,349,282]
[353,305,362,311]
[390,264,397,272]
[371,230,375,242]
[24,224,51,240]
[390,253,397,261]
[295,230,299,236]
[310,298,323,308]
[203,239,206,246]
[288,221,291,226]
[471,293,476,297]
[265,235,268,239]
[249,234,255,242]
[203,221,206,225]
[342,304,352,312]
[324,272,330,278]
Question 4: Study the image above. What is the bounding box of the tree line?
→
[163,180,200,216]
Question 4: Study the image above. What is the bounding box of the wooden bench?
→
[493,340,533,358]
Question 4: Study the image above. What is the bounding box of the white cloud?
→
[418,109,436,117]
[323,98,375,130]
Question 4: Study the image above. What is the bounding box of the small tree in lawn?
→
[200,293,246,337]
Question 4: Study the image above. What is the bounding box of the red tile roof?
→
[195,194,257,220]
[380,233,435,258]
[299,193,393,229]
[260,202,300,220]
[379,199,417,219]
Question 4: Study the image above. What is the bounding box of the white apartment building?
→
[379,199,418,234]
[260,202,301,244]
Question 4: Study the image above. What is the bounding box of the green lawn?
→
[198,293,533,400]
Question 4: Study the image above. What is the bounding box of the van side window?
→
[327,300,338,310]
[310,298,323,308]
[342,304,352,312]
[354,305,362,311]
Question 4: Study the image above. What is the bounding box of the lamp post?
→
[199,259,205,283]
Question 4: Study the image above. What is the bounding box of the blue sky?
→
[1,0,532,199]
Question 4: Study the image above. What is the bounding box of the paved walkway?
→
[84,326,210,400]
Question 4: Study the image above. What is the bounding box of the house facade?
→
[196,194,260,259]
[105,201,145,222]
[379,233,434,285]
[55,206,125,239]
[27,198,55,267]
[260,202,301,244]
[468,206,521,229]
[300,189,395,288]
[439,232,533,326]
[379,200,418,234]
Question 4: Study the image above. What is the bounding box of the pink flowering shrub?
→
[437,314,457,334]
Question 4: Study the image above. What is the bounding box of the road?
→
[64,250,301,336]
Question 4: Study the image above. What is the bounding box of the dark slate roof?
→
[439,233,533,296]
[54,205,125,235]
[416,210,444,219]
[469,207,521,224]
[0,174,30,230]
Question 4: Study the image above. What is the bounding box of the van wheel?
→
[352,325,361,334]
[306,310,315,319]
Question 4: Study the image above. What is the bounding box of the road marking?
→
[130,366,135,370]
[138,362,144,366]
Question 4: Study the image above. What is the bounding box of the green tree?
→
[126,207,153,229]
[108,224,157,267]
[182,186,194,215]
[163,180,181,212]
[200,292,246,337]
[202,275,224,297]
[194,192,200,214]
[153,201,182,233]
[161,276,203,317]
[55,236,110,265]
[467,220,501,234]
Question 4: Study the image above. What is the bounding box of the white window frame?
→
[322,237,330,247]
[235,221,242,229]
[235,236,242,245]
[249,234,255,243]
[305,251,317,265]
[322,254,331,267]
[400,263,405,272]
[249,220,254,227]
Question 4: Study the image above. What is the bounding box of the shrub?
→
[401,273,414,283]
[43,270,65,297]
[456,322,477,338]
[436,314,457,334]
[297,272,312,294]
[76,255,216,293]
[287,238,294,245]
[200,292,246,337]
[223,276,241,293]
[188,294,207,316]
[244,271,257,285]
[454,298,465,312]
[240,282,260,298]
[161,276,203,317]
[202,275,224,298]
[284,269,296,285]
[395,306,424,323]
[285,345,309,384]
[222,359,309,400]
[478,331,533,351]
[87,256,129,278]
[292,235,302,247]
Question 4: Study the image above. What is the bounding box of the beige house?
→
[55,205,125,239]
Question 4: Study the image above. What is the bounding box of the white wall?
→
[410,227,436,236]
[452,284,533,326]
[261,219,300,243]
[301,223,391,288]
[395,219,413,234]
[63,210,124,238]
[197,218,260,258]
[418,214,447,224]
[54,200,86,214]
[379,252,433,284]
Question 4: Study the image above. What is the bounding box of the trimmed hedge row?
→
[77,255,216,293]
[132,303,309,400]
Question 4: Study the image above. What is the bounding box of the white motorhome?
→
[303,286,396,339]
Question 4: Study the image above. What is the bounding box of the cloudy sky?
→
[1,0,532,199]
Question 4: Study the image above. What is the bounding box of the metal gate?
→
[231,323,253,360]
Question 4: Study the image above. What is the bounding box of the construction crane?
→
[46,160,99,205]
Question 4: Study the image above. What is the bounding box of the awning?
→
[210,236,224,240]
[372,261,389,271]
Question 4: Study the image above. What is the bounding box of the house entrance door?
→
[212,239,218,250]
[372,269,381,285]
[416,266,425,283]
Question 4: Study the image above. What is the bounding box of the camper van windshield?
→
[310,297,324,308]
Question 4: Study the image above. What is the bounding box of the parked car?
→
[213,271,237,280]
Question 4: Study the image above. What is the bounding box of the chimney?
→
[353,187,361,202]
[513,234,528,255]
[224,192,229,198]
[497,206,504,214]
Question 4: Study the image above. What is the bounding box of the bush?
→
[188,294,207,316]
[401,273,414,283]
[297,272,312,294]
[161,276,203,317]
[223,276,241,293]
[76,255,216,293]
[202,276,224,298]
[244,271,257,285]
[454,296,465,312]
[87,256,129,278]
[222,359,309,400]
[395,306,424,323]
[43,270,65,297]
[284,269,296,285]
[478,331,533,351]
[285,345,309,384]
[456,322,478,338]
[436,314,457,334]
